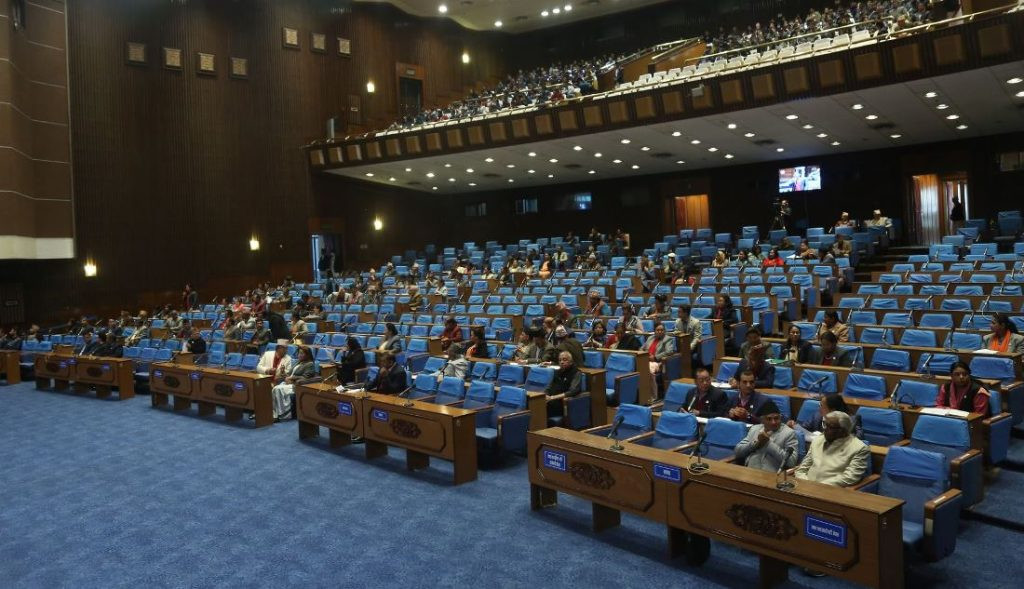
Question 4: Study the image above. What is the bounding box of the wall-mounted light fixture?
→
[373,217,383,231]
[366,80,375,93]
[83,260,98,277]
[249,236,261,251]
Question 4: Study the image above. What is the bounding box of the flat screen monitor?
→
[779,165,821,193]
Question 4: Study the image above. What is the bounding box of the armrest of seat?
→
[923,488,963,561]
[949,448,984,507]
[649,401,665,412]
[404,352,429,373]
[564,392,592,430]
[354,367,369,383]
[982,411,1012,465]
[892,439,911,447]
[584,424,613,436]
[781,298,799,323]
[623,431,654,443]
[498,409,533,454]
[661,353,683,381]
[614,371,640,405]
[851,473,881,493]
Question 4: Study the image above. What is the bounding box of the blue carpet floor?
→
[2,382,1023,588]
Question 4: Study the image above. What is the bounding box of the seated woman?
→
[796,241,816,260]
[464,326,490,359]
[711,250,729,268]
[538,254,553,280]
[748,244,765,265]
[935,361,990,415]
[644,294,671,320]
[643,321,677,400]
[337,336,366,384]
[582,320,609,349]
[607,322,641,351]
[377,323,403,354]
[778,324,812,364]
[983,313,1024,354]
[713,294,737,333]
[761,247,785,268]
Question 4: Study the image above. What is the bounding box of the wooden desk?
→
[360,391,478,485]
[580,367,608,426]
[528,428,904,589]
[33,354,134,400]
[296,382,364,447]
[150,362,200,411]
[1,349,21,384]
[151,362,274,427]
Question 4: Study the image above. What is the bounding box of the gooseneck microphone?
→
[607,414,626,451]
[688,431,709,474]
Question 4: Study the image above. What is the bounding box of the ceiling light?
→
[468,182,477,186]
[744,132,755,138]
[438,4,447,14]
[1007,77,1023,84]
[549,158,558,163]
[547,174,554,178]
[612,159,622,164]
[494,20,502,28]
[528,151,537,157]
[727,123,737,129]
[588,170,595,174]
[573,145,583,151]
[506,164,515,168]
[785,114,798,120]
[461,52,470,64]
[675,160,685,164]
[426,172,435,178]
[672,131,682,137]
[448,178,456,182]
[553,7,561,14]
[594,152,602,158]
[924,91,937,98]
[432,186,438,191]
[816,133,828,138]
[690,139,701,145]
[831,141,841,146]
[946,114,959,120]
[776,147,785,153]
[724,154,734,159]
[1016,90,1024,98]
[508,178,514,183]
[83,260,98,277]
[541,10,549,17]
[936,103,949,110]
[444,163,452,168]
[388,177,396,182]
[466,168,474,173]
[707,147,718,152]
[640,146,650,151]
[404,167,412,172]
[365,172,374,177]
[564,4,572,12]
[485,157,494,163]
[865,114,878,120]
[527,169,535,174]
[631,164,639,170]
[620,139,631,144]
[802,124,814,129]
[851,104,863,110]
[890,134,902,139]
[956,124,968,130]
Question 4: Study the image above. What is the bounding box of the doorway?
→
[398,77,423,121]
[942,174,969,235]
[674,195,710,232]
[911,175,940,246]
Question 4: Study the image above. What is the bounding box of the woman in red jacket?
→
[761,247,785,268]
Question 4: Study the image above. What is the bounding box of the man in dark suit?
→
[75,331,102,356]
[728,369,767,425]
[265,309,290,342]
[366,352,407,394]
[682,367,729,417]
[807,331,853,367]
[94,332,123,358]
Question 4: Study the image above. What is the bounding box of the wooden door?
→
[674,195,710,232]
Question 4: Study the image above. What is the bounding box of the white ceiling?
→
[328,61,1024,194]
[356,0,671,32]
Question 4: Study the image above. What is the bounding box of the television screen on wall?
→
[779,165,822,193]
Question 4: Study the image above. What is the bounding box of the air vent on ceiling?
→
[651,152,673,158]
[753,139,776,146]
[407,181,422,186]
[870,122,896,130]
[514,15,528,21]
[564,163,582,169]
[483,173,501,178]
[581,0,601,5]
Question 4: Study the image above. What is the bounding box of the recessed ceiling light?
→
[640,146,651,151]
[404,167,412,172]
[675,160,685,164]
[485,157,494,163]
[802,124,814,129]
[724,154,734,159]
[744,132,755,138]
[527,169,535,174]
[851,104,863,110]
[785,114,798,120]
[432,186,438,190]
[671,131,682,137]
[831,141,841,146]
[553,7,561,14]
[816,133,828,138]
[936,103,949,110]
[466,168,474,173]
[564,4,572,12]
[620,139,631,144]
[541,10,549,17]
[594,152,602,157]
[776,147,785,153]
[865,114,878,120]
[573,145,583,151]
[1007,77,1023,84]
[528,152,537,157]
[448,178,456,182]
[707,147,718,152]
[547,174,554,178]
[438,4,447,14]
[588,170,596,174]
[946,114,959,120]
[1016,90,1024,98]
[425,172,435,178]
[549,158,558,163]
[956,124,968,130]
[506,164,515,168]
[612,159,622,164]
[631,164,639,169]
[388,177,396,182]
[925,91,937,98]
[690,139,701,145]
[508,178,514,183]
[365,172,374,177]
[468,182,477,186]
[444,163,452,168]
[494,20,502,28]
[727,123,737,129]
[890,134,902,139]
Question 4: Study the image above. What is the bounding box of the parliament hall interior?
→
[4,0,1024,587]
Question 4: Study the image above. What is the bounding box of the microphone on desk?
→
[777,446,795,474]
[607,414,626,451]
[965,309,977,329]
[944,326,958,353]
[862,295,872,309]
[809,375,828,394]
[776,447,796,491]
[397,385,415,407]
[889,381,903,409]
[323,372,339,385]
[920,354,934,380]
[879,327,891,348]
[193,353,209,367]
[849,347,863,372]
[981,295,991,313]
[925,295,934,306]
[688,431,709,474]
[685,391,698,412]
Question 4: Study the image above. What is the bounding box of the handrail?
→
[690,19,882,66]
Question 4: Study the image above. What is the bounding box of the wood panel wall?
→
[0,0,73,257]
[0,0,505,324]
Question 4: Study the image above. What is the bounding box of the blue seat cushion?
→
[476,428,499,448]
[705,446,734,460]
[902,521,924,548]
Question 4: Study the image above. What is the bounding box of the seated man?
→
[407,284,425,312]
[674,305,702,369]
[247,321,272,355]
[585,291,609,316]
[365,351,408,394]
[94,332,123,358]
[815,310,849,343]
[682,367,729,417]
[728,369,767,425]
[270,347,316,421]
[733,400,798,472]
[807,331,853,367]
[164,311,183,334]
[75,331,102,356]
[550,325,585,367]
[257,343,292,380]
[864,209,892,233]
[439,316,463,352]
[544,351,584,422]
[794,411,869,487]
[834,211,856,229]
[730,344,775,389]
[515,326,554,364]
[184,327,207,354]
[738,326,763,361]
[643,321,676,400]
[831,233,852,257]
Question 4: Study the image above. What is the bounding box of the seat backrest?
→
[464,380,496,408]
[437,376,465,398]
[898,379,939,407]
[969,356,1014,382]
[796,369,838,394]
[496,363,525,385]
[605,353,636,378]
[919,313,953,328]
[525,366,555,389]
[716,361,739,383]
[653,412,698,442]
[870,348,911,372]
[879,446,950,525]
[615,403,653,432]
[842,373,887,400]
[911,414,970,452]
[662,381,695,412]
[413,373,437,393]
[495,386,528,413]
[704,418,746,449]
[794,399,821,426]
[857,407,904,445]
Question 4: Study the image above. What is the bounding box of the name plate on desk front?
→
[654,463,682,483]
[805,515,847,548]
[543,449,567,472]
